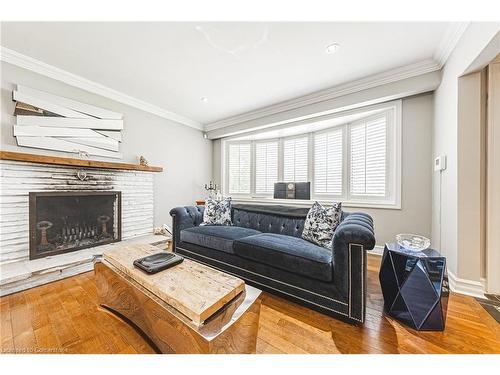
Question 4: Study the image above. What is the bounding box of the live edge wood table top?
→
[96,244,261,353]
[102,244,245,326]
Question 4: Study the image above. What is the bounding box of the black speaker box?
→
[273,182,310,200]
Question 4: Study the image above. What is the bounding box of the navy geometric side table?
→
[379,243,449,331]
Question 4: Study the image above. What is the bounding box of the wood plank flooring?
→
[1,255,499,354]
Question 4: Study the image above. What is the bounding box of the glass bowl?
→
[396,234,430,252]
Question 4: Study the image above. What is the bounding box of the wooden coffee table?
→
[94,244,261,353]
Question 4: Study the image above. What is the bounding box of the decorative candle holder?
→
[204,181,219,199]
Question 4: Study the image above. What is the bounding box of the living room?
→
[1,0,499,371]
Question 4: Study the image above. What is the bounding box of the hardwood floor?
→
[1,254,499,354]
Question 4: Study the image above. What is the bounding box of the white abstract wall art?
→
[12,85,124,159]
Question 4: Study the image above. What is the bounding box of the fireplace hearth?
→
[29,191,121,260]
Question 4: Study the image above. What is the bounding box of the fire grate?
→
[29,191,121,260]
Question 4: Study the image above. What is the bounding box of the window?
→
[255,141,278,194]
[350,116,387,197]
[314,128,343,195]
[228,143,251,194]
[283,137,308,182]
[222,100,401,208]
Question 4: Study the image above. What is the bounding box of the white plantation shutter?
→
[350,116,387,196]
[223,103,399,206]
[228,143,251,194]
[283,137,308,182]
[255,141,278,194]
[314,128,343,195]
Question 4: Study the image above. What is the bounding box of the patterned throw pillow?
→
[302,201,342,249]
[201,197,232,226]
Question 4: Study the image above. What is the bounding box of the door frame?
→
[486,54,500,294]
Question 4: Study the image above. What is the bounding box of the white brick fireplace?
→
[0,156,162,296]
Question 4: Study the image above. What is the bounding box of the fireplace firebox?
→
[29,191,121,260]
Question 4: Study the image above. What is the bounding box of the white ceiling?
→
[1,22,455,126]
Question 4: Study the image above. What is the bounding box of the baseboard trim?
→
[178,241,484,304]
[367,245,384,256]
[368,247,486,299]
[448,270,485,299]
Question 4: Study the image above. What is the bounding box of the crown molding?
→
[205,58,441,132]
[0,46,204,131]
[206,23,469,133]
[433,22,470,68]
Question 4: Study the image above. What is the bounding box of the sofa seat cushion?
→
[233,233,333,282]
[180,225,261,254]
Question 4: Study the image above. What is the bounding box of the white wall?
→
[364,94,433,246]
[212,94,434,247]
[457,71,486,283]
[1,61,212,227]
[432,24,499,278]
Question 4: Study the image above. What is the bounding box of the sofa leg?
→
[348,244,366,323]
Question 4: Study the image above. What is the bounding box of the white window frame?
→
[345,112,396,205]
[225,140,252,197]
[282,134,310,183]
[254,138,280,197]
[312,125,346,199]
[221,100,402,209]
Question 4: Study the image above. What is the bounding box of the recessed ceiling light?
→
[200,97,208,102]
[325,43,340,54]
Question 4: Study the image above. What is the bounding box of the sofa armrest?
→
[169,206,205,250]
[333,212,375,252]
[332,212,375,322]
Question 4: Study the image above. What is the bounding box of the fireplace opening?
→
[29,191,121,260]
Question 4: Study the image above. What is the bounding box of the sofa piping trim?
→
[172,212,365,323]
[177,246,352,318]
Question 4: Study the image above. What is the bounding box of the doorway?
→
[485,54,500,294]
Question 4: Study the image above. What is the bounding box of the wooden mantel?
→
[0,151,163,172]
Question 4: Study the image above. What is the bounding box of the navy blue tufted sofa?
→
[169,204,375,324]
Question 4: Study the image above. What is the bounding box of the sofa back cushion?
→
[232,204,309,238]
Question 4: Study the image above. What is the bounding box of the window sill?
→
[229,197,401,210]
